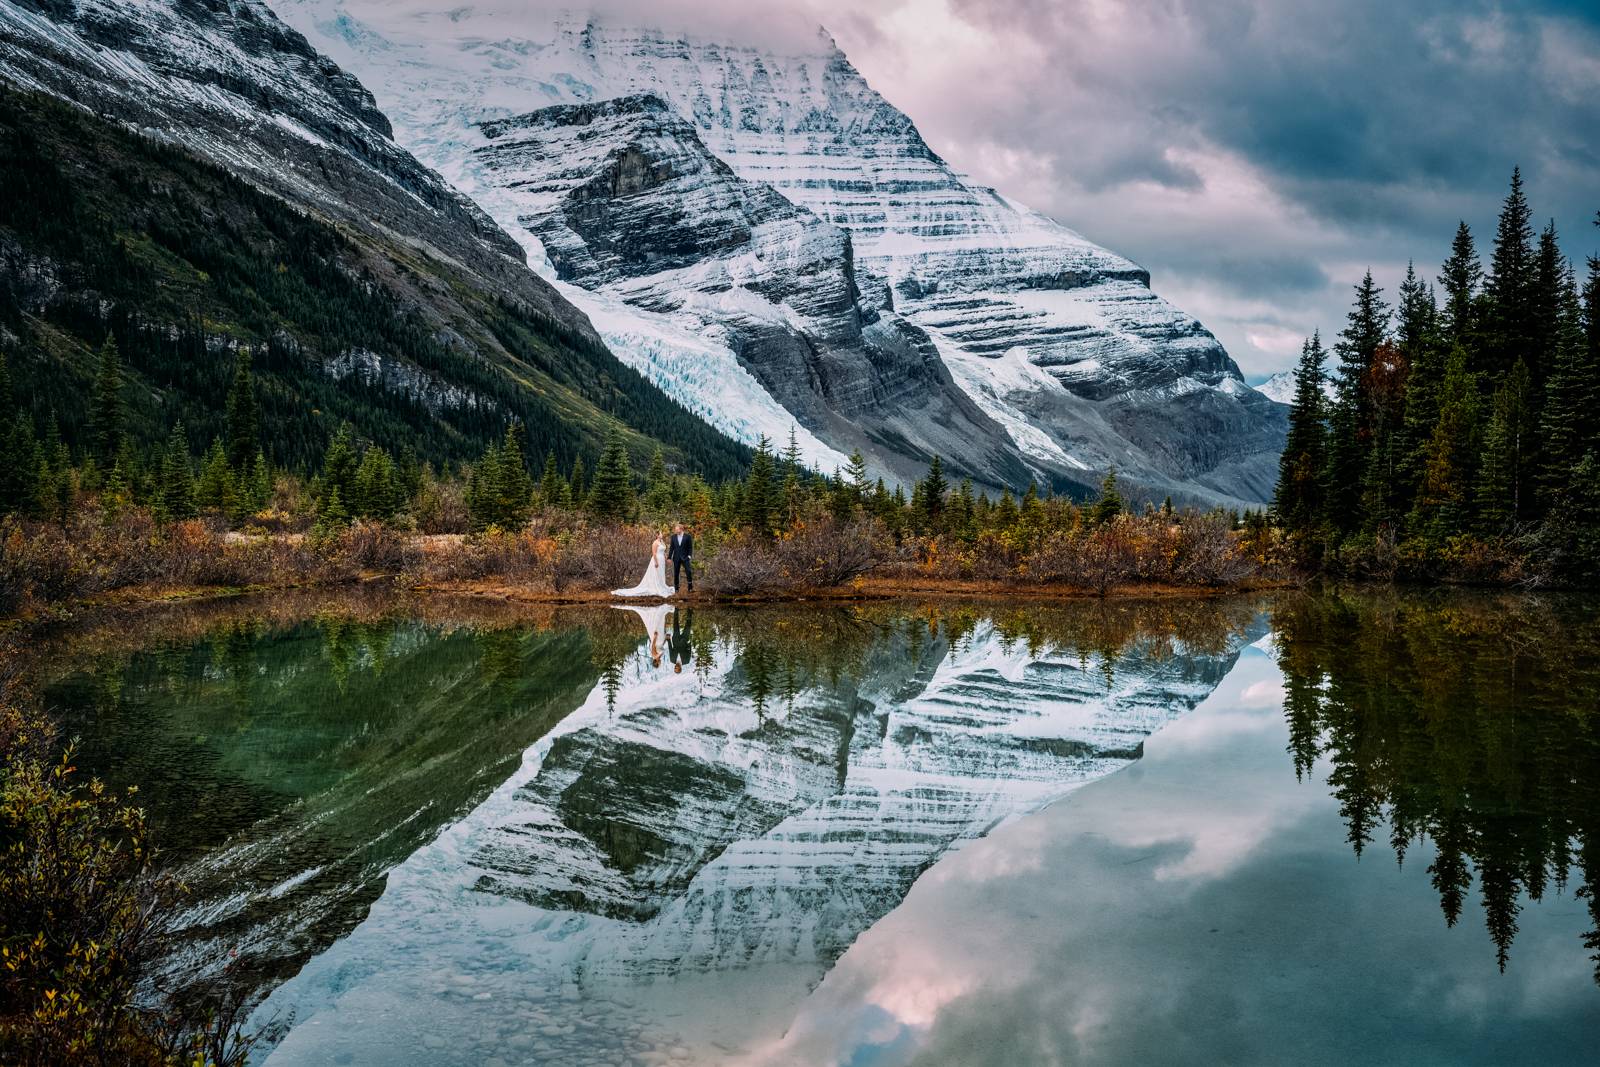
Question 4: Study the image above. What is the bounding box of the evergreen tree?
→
[224,348,259,470]
[248,450,272,511]
[101,459,132,521]
[158,424,194,522]
[741,436,777,535]
[782,427,802,477]
[1438,221,1482,347]
[1089,468,1124,525]
[1483,167,1537,378]
[993,488,1019,530]
[321,424,359,505]
[1539,263,1599,507]
[949,478,976,541]
[919,455,947,532]
[538,449,565,509]
[1475,381,1518,532]
[90,333,125,461]
[196,438,238,516]
[1413,346,1479,539]
[352,445,401,521]
[313,484,351,537]
[845,449,869,498]
[1327,271,1391,532]
[645,446,672,513]
[1398,269,1444,503]
[567,455,587,504]
[1274,333,1330,534]
[588,429,636,523]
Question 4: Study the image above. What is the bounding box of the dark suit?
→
[667,531,693,591]
[670,608,693,668]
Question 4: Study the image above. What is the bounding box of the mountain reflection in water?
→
[34,590,1600,1065]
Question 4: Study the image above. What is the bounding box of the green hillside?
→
[0,85,749,477]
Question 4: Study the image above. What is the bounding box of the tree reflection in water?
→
[1274,589,1600,983]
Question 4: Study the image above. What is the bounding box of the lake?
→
[36,589,1600,1065]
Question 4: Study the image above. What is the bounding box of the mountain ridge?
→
[0,0,751,474]
[277,2,1287,504]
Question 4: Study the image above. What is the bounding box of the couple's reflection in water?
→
[617,603,695,673]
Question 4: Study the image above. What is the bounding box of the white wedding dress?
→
[612,540,674,598]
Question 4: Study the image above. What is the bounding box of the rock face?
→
[472,93,1028,486]
[254,606,1263,1063]
[276,3,1287,503]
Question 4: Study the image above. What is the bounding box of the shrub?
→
[702,531,788,596]
[775,516,882,587]
[553,525,655,591]
[0,667,258,1065]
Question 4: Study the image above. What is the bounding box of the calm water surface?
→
[38,591,1600,1065]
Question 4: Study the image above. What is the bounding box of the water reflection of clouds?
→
[756,649,1600,1067]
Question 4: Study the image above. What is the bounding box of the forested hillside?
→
[0,85,749,477]
[1274,170,1600,582]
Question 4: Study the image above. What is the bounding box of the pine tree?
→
[1326,272,1391,532]
[1475,382,1517,532]
[588,429,636,523]
[90,333,125,461]
[741,436,777,535]
[1090,468,1124,525]
[224,348,259,470]
[1398,269,1444,504]
[352,445,401,521]
[101,460,132,521]
[993,488,1019,530]
[1483,167,1537,378]
[1413,346,1479,540]
[845,449,869,497]
[567,455,587,505]
[949,478,976,541]
[645,446,672,513]
[538,450,565,510]
[1274,333,1330,535]
[1539,262,1598,507]
[196,438,238,516]
[158,424,194,522]
[782,427,802,477]
[314,484,351,537]
[248,450,272,512]
[919,455,947,532]
[1438,221,1482,347]
[321,424,359,505]
[489,427,533,527]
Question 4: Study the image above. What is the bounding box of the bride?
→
[612,529,675,598]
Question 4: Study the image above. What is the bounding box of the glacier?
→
[273,1,1287,504]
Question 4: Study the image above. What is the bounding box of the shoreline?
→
[4,572,1299,629]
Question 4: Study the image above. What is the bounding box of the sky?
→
[522,0,1600,380]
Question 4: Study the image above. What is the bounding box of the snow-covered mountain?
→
[1256,371,1298,405]
[253,605,1261,1063]
[471,93,1027,486]
[1256,369,1335,406]
[274,2,1287,503]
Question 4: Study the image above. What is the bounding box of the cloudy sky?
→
[784,0,1600,380]
[313,0,1600,381]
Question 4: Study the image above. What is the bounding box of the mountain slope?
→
[275,3,1286,503]
[472,93,1028,487]
[0,0,749,474]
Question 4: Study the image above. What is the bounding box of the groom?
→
[667,523,694,593]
